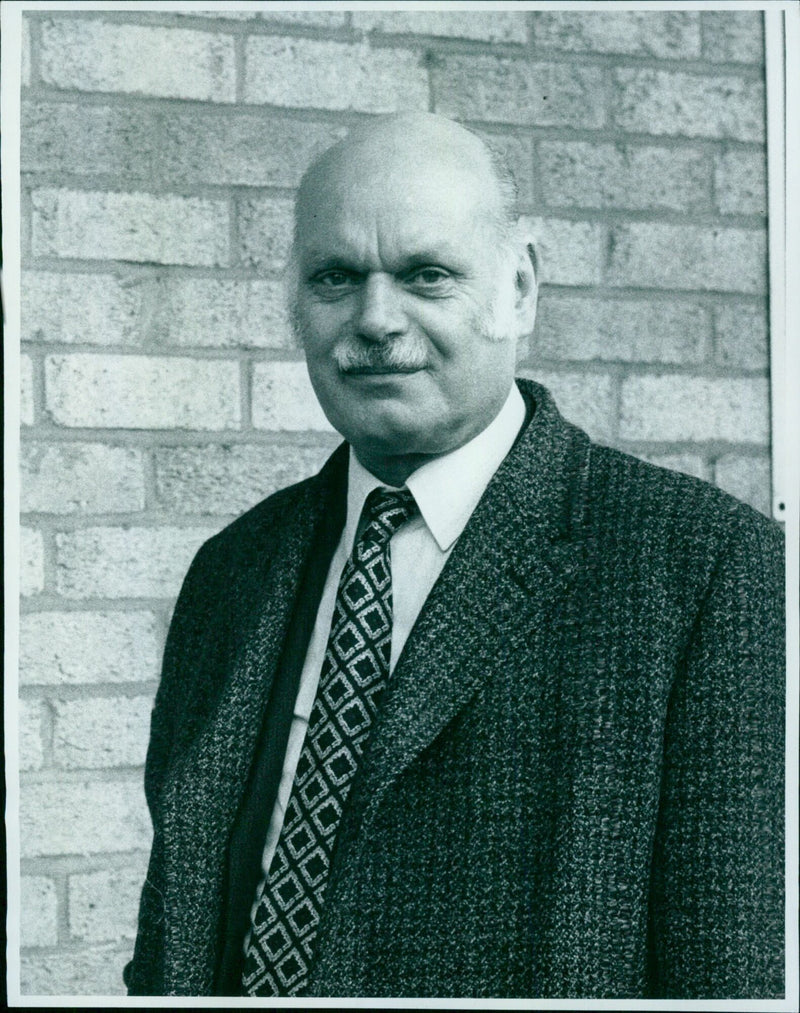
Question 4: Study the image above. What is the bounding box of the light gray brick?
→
[44,354,240,430]
[148,277,295,349]
[21,527,44,597]
[22,101,346,190]
[612,69,765,143]
[714,149,767,216]
[433,56,605,129]
[21,944,131,996]
[606,223,766,294]
[20,876,58,948]
[69,865,147,944]
[638,453,708,482]
[20,699,45,772]
[715,454,771,515]
[702,10,764,63]
[539,141,709,213]
[252,362,335,432]
[620,375,769,443]
[19,611,161,686]
[354,11,527,42]
[238,196,294,270]
[154,443,333,515]
[22,270,143,346]
[518,369,615,443]
[521,216,603,286]
[534,296,708,364]
[534,11,701,58]
[53,695,152,770]
[31,189,230,268]
[22,16,31,86]
[21,354,34,425]
[714,303,769,370]
[244,37,429,113]
[54,526,217,600]
[20,778,151,858]
[259,11,347,27]
[40,18,235,102]
[21,443,145,514]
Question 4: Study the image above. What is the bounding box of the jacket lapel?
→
[348,380,592,831]
[160,447,348,993]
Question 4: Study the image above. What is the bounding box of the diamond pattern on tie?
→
[242,487,417,997]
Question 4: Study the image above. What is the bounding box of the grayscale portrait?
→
[13,2,788,1002]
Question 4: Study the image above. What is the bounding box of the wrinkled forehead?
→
[294,147,501,262]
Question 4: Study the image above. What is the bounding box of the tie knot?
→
[359,487,418,548]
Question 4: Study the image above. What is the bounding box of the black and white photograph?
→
[3,0,797,1005]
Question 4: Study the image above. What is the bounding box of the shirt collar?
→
[345,383,526,554]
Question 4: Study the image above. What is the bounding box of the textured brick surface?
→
[715,454,771,516]
[533,11,701,58]
[21,527,44,597]
[45,354,240,430]
[520,369,615,443]
[20,778,151,858]
[238,195,294,270]
[258,11,346,27]
[433,57,605,128]
[21,944,131,996]
[20,699,45,773]
[22,271,143,346]
[534,296,708,364]
[702,10,764,63]
[245,37,429,113]
[31,189,230,267]
[154,443,334,515]
[539,141,709,213]
[714,303,769,370]
[522,216,603,286]
[20,876,59,948]
[22,101,346,189]
[53,696,152,769]
[148,277,295,349]
[20,354,34,425]
[40,18,236,102]
[620,376,769,443]
[19,611,161,686]
[354,10,528,43]
[68,865,148,943]
[714,149,767,216]
[612,69,764,142]
[606,223,766,294]
[22,443,145,514]
[252,362,335,432]
[54,526,217,600]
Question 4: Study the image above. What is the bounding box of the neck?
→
[352,449,435,487]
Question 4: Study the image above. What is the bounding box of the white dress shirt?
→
[255,383,526,878]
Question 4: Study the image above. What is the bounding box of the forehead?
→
[294,150,499,267]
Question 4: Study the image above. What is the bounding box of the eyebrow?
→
[302,248,468,277]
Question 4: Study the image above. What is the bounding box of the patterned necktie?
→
[241,486,418,997]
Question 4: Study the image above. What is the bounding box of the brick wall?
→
[16,8,769,996]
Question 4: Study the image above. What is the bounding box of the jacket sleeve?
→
[647,510,785,998]
[124,538,224,995]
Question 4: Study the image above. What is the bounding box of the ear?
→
[512,237,538,338]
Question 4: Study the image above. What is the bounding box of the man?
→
[126,113,784,999]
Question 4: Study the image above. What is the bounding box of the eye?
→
[311,269,359,289]
[405,266,451,290]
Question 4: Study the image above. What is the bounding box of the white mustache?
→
[333,336,428,373]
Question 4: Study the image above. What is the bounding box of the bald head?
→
[294,113,519,250]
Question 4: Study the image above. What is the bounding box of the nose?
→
[355,273,406,343]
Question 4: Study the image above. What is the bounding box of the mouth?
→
[341,365,425,376]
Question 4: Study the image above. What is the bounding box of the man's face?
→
[291,147,525,469]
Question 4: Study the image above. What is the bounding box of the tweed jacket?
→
[126,380,784,999]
